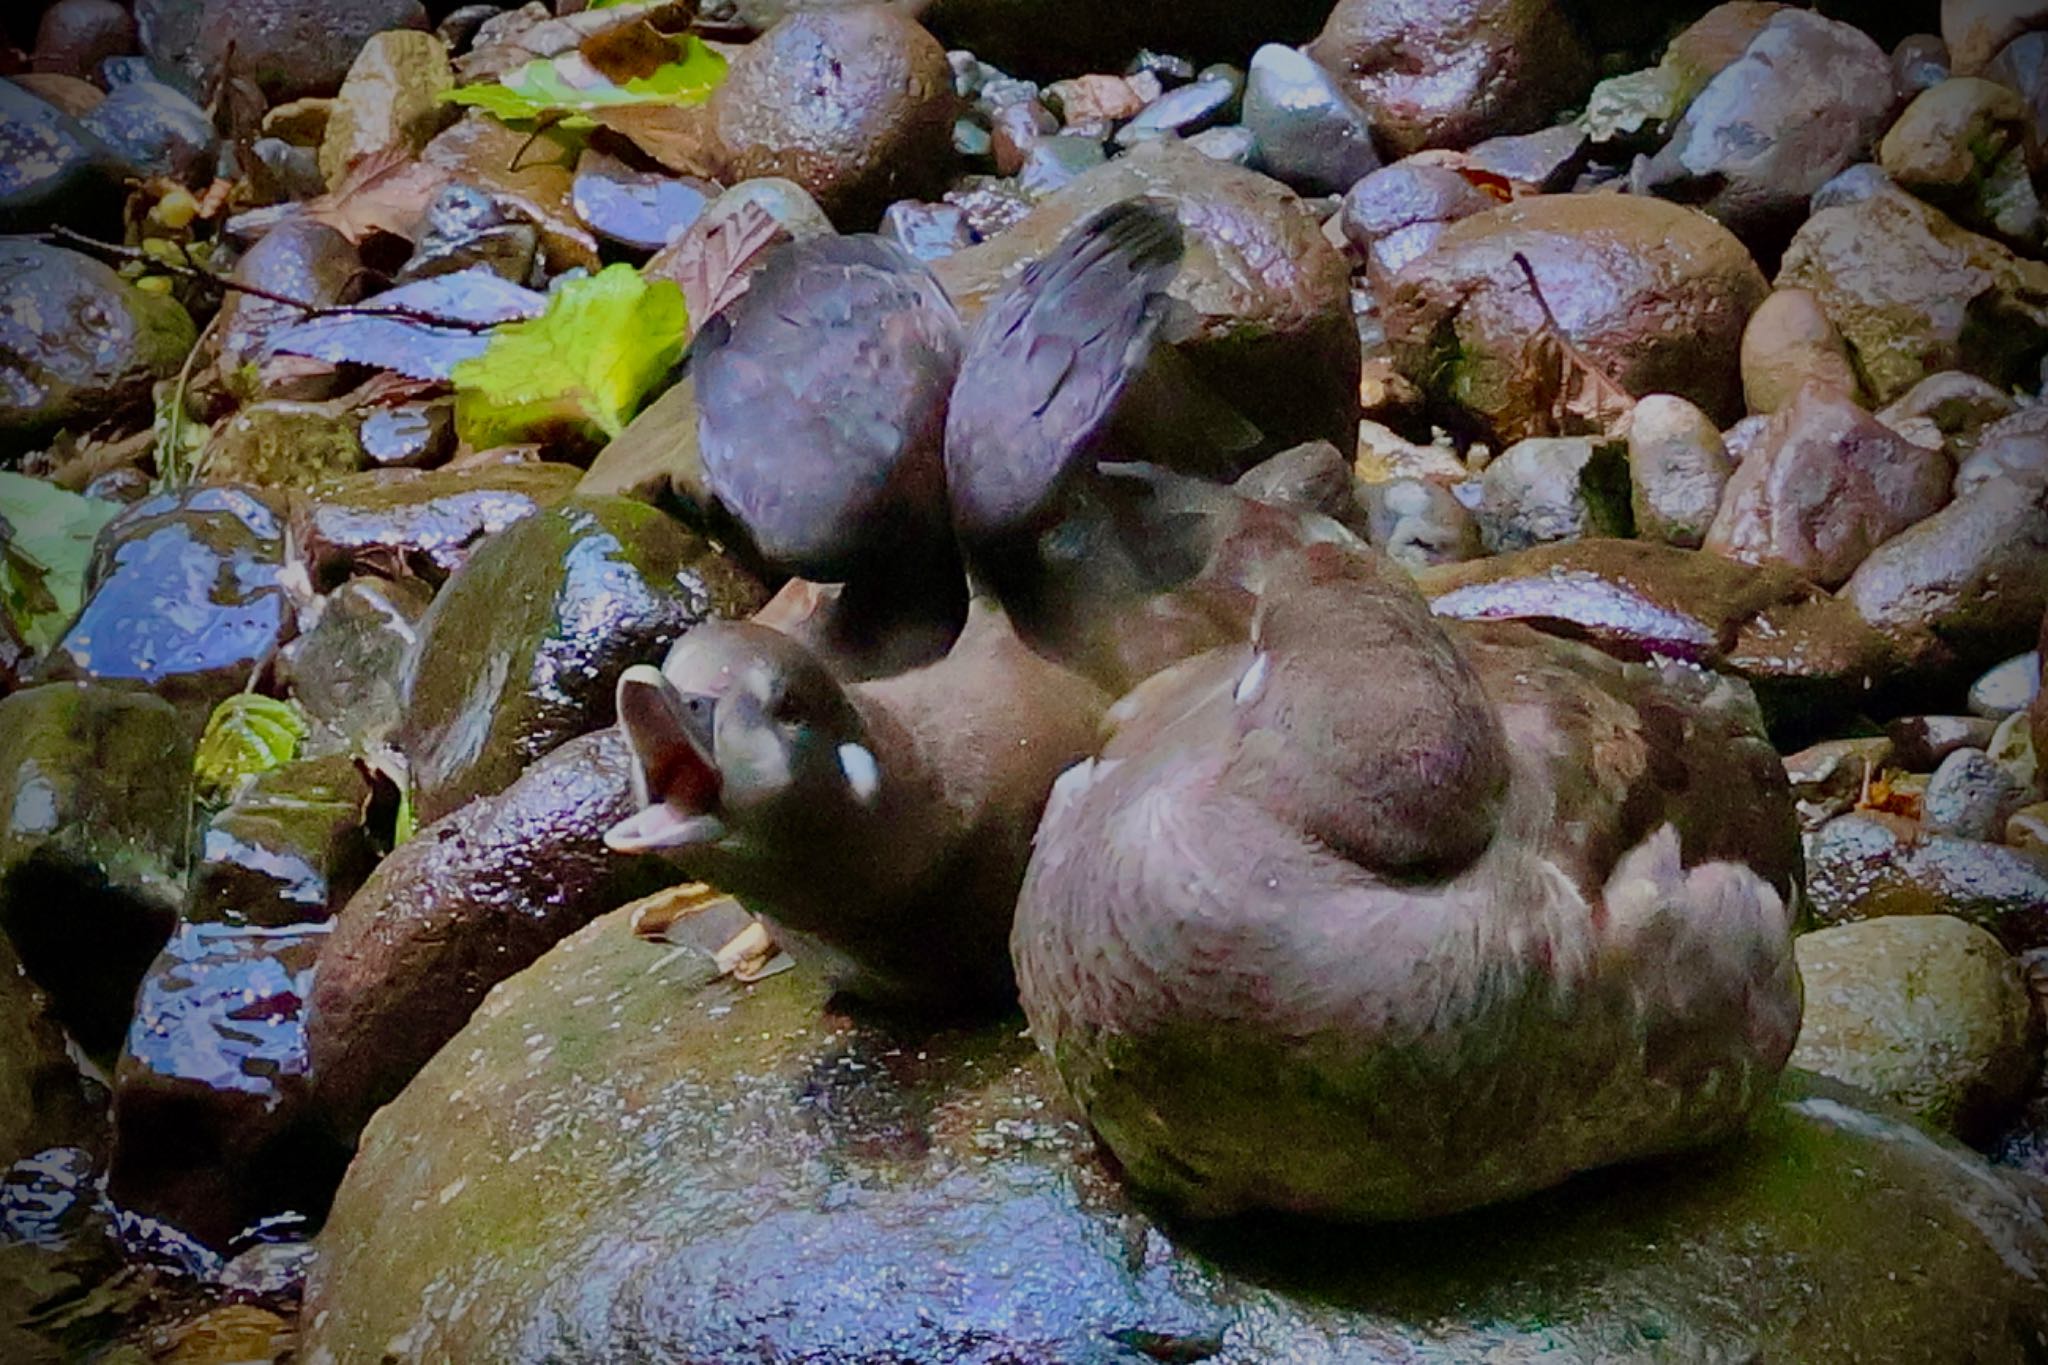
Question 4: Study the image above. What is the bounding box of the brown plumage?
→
[1013,536,1803,1221]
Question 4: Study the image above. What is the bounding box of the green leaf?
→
[195,694,310,803]
[440,33,725,125]
[0,472,122,653]
[452,263,690,449]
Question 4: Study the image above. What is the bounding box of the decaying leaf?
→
[652,198,784,326]
[194,694,310,803]
[0,471,122,652]
[1512,252,1637,439]
[303,146,453,244]
[451,263,689,449]
[269,268,547,381]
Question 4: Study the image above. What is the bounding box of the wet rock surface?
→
[188,755,373,928]
[292,462,582,589]
[0,684,192,1056]
[1807,811,2048,951]
[399,496,765,825]
[304,911,2048,1365]
[138,0,430,102]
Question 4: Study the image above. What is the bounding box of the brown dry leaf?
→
[714,918,792,983]
[627,881,730,941]
[305,146,452,244]
[650,198,785,327]
[1409,149,1525,202]
[1512,251,1637,439]
[590,102,722,178]
[457,0,693,81]
[580,18,680,83]
[1858,769,1926,821]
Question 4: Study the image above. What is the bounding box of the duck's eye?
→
[769,692,800,724]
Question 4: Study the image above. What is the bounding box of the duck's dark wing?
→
[945,199,1183,545]
[693,235,963,578]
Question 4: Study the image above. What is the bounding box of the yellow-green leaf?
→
[440,33,725,125]
[195,695,310,803]
[0,472,121,653]
[452,264,689,449]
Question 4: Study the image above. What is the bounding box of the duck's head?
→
[605,622,883,861]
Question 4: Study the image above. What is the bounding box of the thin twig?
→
[161,308,221,490]
[42,226,503,333]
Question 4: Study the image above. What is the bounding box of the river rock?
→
[200,399,366,487]
[1360,476,1482,568]
[1638,11,1897,249]
[279,577,431,755]
[1791,916,2040,1143]
[1807,810,2048,951]
[1380,195,1768,443]
[934,141,1358,453]
[0,935,94,1170]
[292,462,582,589]
[1981,32,2048,175]
[1305,0,1595,157]
[1784,735,1894,828]
[1944,0,2048,74]
[1740,288,1863,415]
[572,153,713,255]
[1894,32,1953,94]
[644,177,836,313]
[1957,406,2048,495]
[0,239,193,453]
[33,0,138,81]
[1416,538,1899,716]
[1881,76,2041,247]
[136,0,430,102]
[1890,713,2002,769]
[0,79,126,233]
[1704,383,1953,589]
[1016,133,1106,196]
[1117,73,1237,145]
[77,79,216,184]
[398,496,765,825]
[304,729,672,1144]
[109,919,340,1249]
[1775,184,2048,404]
[317,29,454,188]
[1974,650,2042,718]
[1924,747,2033,840]
[1239,42,1379,196]
[709,8,955,227]
[1877,371,2018,460]
[47,485,291,713]
[301,908,2048,1364]
[188,755,373,928]
[0,684,191,1055]
[1629,394,1732,548]
[420,114,599,273]
[216,218,361,402]
[1475,436,1629,552]
[1841,473,2048,672]
[1339,160,1499,278]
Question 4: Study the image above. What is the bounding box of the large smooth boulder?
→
[398,496,765,825]
[304,729,673,1145]
[1305,0,1595,156]
[1380,195,1768,444]
[0,239,194,452]
[303,911,2048,1364]
[135,0,429,101]
[934,142,1358,455]
[1775,184,2048,404]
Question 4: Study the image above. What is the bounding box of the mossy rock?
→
[305,910,2048,1365]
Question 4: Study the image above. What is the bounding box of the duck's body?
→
[1013,540,1802,1221]
[610,599,1108,1013]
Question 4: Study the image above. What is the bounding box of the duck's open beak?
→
[607,665,729,854]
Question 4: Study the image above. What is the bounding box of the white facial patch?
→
[1234,652,1271,705]
[838,743,881,803]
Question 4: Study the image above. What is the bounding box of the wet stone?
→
[1240,42,1379,197]
[1462,124,1589,192]
[1476,437,1631,553]
[1875,371,2017,459]
[77,80,216,184]
[292,461,581,589]
[48,485,290,712]
[317,29,455,189]
[138,0,431,103]
[1956,406,2048,495]
[1924,747,2031,840]
[1783,736,1894,829]
[1186,124,1258,164]
[1340,162,1502,278]
[953,114,994,161]
[1628,393,1733,549]
[110,920,342,1250]
[1888,714,2001,769]
[198,399,366,487]
[1740,288,1861,416]
[399,495,766,824]
[0,932,96,1170]
[0,77,124,233]
[1973,651,2042,719]
[1115,74,1238,146]
[33,0,138,81]
[279,576,431,755]
[1894,33,1953,94]
[571,152,713,254]
[1017,133,1107,197]
[879,199,976,260]
[393,183,540,285]
[1880,77,2040,248]
[216,218,361,401]
[358,400,454,469]
[988,97,1054,174]
[1806,811,2048,951]
[0,684,192,1056]
[188,754,373,928]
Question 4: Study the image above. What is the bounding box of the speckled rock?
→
[1638,11,1897,248]
[316,29,454,188]
[0,239,195,451]
[77,79,216,184]
[1704,383,1953,588]
[1339,160,1499,278]
[0,684,192,1056]
[1775,183,2048,404]
[301,909,2048,1364]
[1880,77,2041,248]
[1740,288,1862,415]
[934,141,1358,453]
[1841,474,2048,672]
[292,462,582,589]
[1380,194,1769,444]
[304,729,673,1145]
[136,0,430,102]
[398,497,766,825]
[1975,650,2043,718]
[1628,394,1732,548]
[279,577,431,756]
[1305,0,1595,157]
[1807,811,2048,950]
[1476,436,1630,552]
[709,8,956,226]
[1791,916,2040,1143]
[0,78,126,233]
[1924,747,2033,840]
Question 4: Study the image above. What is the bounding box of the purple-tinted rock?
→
[1340,161,1499,277]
